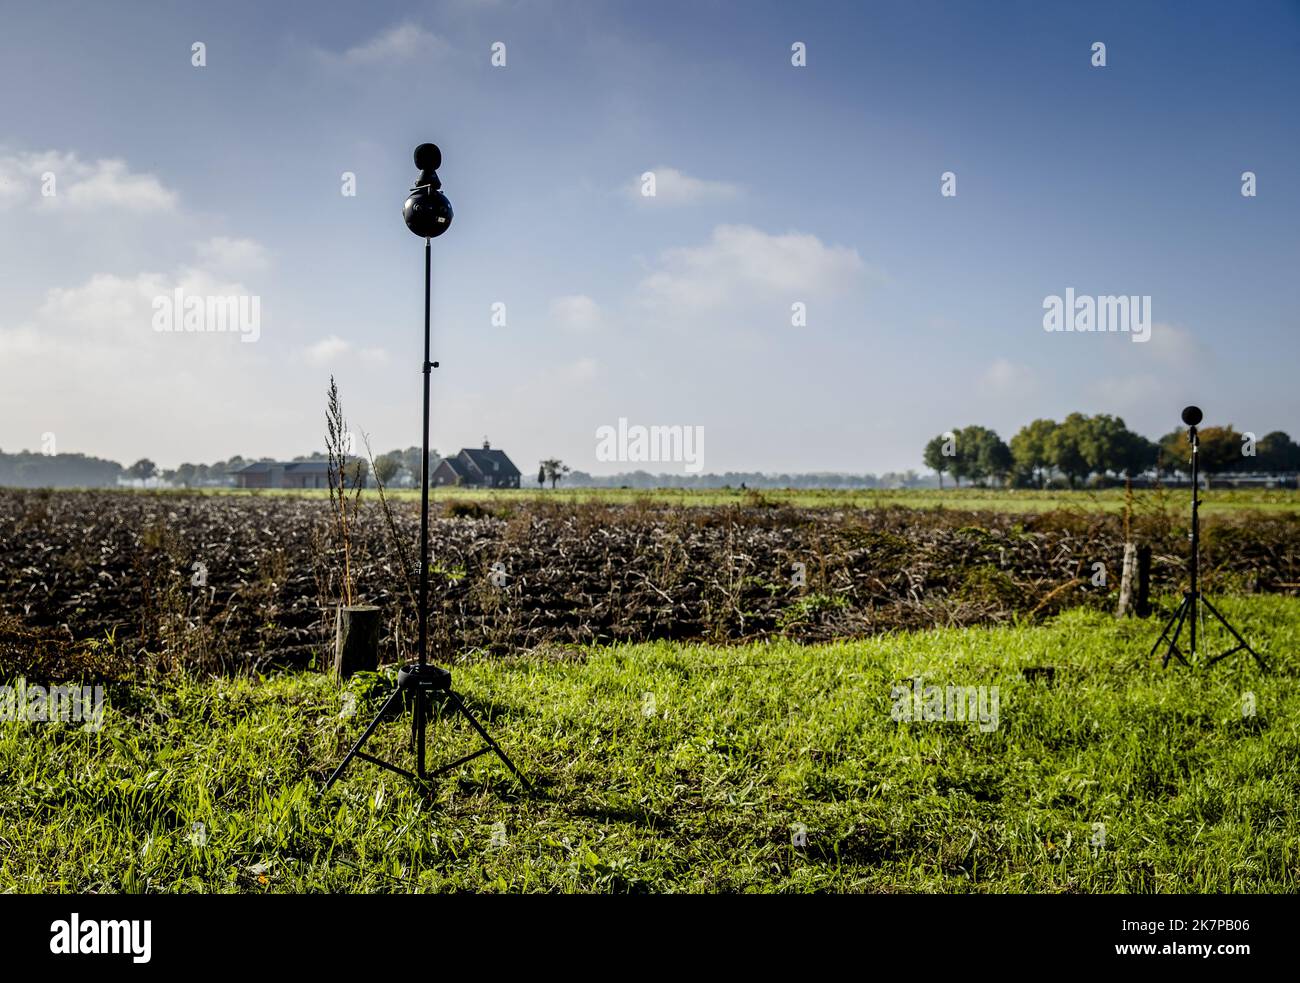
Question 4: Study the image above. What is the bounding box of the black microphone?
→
[404,142,453,238]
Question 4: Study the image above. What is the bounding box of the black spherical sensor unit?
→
[404,142,453,238]
[1181,405,1203,427]
[414,143,441,171]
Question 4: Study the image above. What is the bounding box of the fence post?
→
[1116,542,1137,617]
[335,605,381,678]
[1136,544,1152,617]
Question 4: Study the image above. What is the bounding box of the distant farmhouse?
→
[233,460,335,490]
[432,440,521,489]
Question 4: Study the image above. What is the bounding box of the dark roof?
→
[234,460,331,474]
[437,458,473,478]
[459,447,520,477]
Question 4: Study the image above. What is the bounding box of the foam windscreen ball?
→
[414,143,441,171]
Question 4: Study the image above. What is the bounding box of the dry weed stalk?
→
[326,376,364,606]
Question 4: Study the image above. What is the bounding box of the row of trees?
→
[154,449,441,489]
[564,469,933,489]
[0,450,125,488]
[924,415,1300,488]
[0,449,441,490]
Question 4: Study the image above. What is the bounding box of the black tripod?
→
[323,144,531,794]
[1148,406,1267,672]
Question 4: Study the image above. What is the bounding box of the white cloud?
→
[305,335,351,365]
[196,237,271,275]
[0,266,272,462]
[980,357,1036,394]
[0,150,176,212]
[564,357,599,382]
[638,224,866,313]
[1144,321,1200,367]
[302,337,387,367]
[632,167,741,205]
[0,323,41,358]
[549,294,602,332]
[338,23,447,65]
[0,260,401,464]
[1092,322,1203,410]
[1092,373,1159,410]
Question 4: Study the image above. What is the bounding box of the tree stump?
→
[334,605,381,679]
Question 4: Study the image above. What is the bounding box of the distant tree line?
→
[1,449,941,492]
[0,449,125,488]
[565,469,934,489]
[0,447,443,490]
[923,414,1300,488]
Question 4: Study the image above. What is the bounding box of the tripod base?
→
[1148,591,1268,672]
[322,663,533,793]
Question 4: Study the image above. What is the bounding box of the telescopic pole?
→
[1188,424,1199,663]
[417,236,431,776]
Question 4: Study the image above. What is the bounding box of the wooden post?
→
[1116,542,1137,617]
[334,605,381,679]
[1136,545,1152,617]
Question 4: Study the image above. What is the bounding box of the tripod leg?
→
[1151,595,1191,669]
[410,688,419,751]
[1163,596,1193,669]
[416,690,426,778]
[323,686,407,792]
[1200,595,1270,673]
[447,691,534,792]
[1147,596,1183,662]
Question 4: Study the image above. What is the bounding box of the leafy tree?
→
[1010,419,1058,488]
[1156,429,1190,478]
[1157,425,1240,485]
[175,462,197,488]
[1117,431,1158,478]
[953,426,1011,487]
[128,458,157,482]
[373,452,402,485]
[982,434,1013,486]
[394,446,440,485]
[343,457,370,487]
[1077,414,1132,478]
[923,432,956,489]
[1195,425,1243,483]
[537,464,546,488]
[539,459,570,489]
[1257,431,1300,473]
[1046,413,1091,487]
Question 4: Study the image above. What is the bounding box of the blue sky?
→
[1,0,1296,474]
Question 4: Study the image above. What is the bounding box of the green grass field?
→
[4,594,1296,893]
[93,484,1300,515]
